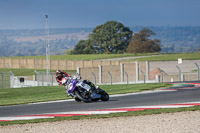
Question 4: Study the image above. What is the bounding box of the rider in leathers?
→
[55,70,71,86]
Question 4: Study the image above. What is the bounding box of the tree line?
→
[70,21,161,54]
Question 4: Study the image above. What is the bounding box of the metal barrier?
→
[108,71,113,85]
[86,62,200,84]
[91,72,97,85]
[34,70,57,86]
[125,71,129,84]
[141,70,145,83]
[195,62,200,80]
[2,62,200,88]
[0,72,14,89]
[176,65,182,81]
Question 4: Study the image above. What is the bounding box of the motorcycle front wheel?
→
[100,91,109,101]
[74,89,91,102]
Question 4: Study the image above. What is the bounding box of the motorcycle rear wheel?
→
[74,90,91,102]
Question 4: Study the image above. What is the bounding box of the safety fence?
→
[78,62,200,85]
[0,72,14,89]
[78,61,150,85]
[149,72,199,83]
[11,72,58,88]
[1,62,200,88]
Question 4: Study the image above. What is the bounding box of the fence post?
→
[194,62,200,80]
[141,70,145,83]
[10,71,15,88]
[146,61,149,81]
[181,74,185,81]
[99,65,102,84]
[108,71,112,85]
[176,65,181,81]
[156,75,160,83]
[120,63,124,83]
[50,72,54,86]
[135,61,139,82]
[40,72,44,86]
[92,72,96,85]
[125,71,129,84]
[161,71,164,83]
[34,70,39,86]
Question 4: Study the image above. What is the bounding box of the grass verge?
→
[3,53,161,60]
[128,52,200,61]
[1,106,200,126]
[0,83,171,106]
[1,52,199,62]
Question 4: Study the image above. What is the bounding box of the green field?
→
[3,53,160,60]
[1,52,199,61]
[128,52,200,61]
[0,83,170,106]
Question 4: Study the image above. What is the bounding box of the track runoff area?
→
[0,82,200,122]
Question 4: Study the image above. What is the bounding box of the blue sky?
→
[0,0,200,29]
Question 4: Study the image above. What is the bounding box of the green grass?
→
[0,83,171,106]
[0,86,68,106]
[100,83,169,95]
[128,52,200,61]
[1,105,200,126]
[0,68,76,76]
[3,53,160,60]
[1,52,199,61]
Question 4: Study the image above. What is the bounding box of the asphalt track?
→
[0,82,200,118]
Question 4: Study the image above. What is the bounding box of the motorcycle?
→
[61,74,109,102]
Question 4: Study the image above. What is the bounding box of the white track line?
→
[1,101,200,121]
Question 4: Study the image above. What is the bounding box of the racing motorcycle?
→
[61,74,109,102]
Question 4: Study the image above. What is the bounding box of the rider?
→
[55,70,71,86]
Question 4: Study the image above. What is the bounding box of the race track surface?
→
[1,82,200,118]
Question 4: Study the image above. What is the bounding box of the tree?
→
[71,21,133,54]
[89,21,133,54]
[126,28,161,53]
[71,40,95,54]
[71,40,86,54]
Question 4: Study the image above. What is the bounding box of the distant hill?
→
[0,28,92,56]
[132,26,200,53]
[0,26,199,57]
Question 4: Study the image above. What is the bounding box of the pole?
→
[141,70,145,83]
[10,71,14,88]
[176,65,181,81]
[92,72,96,85]
[45,15,50,83]
[108,71,112,85]
[120,63,124,83]
[99,66,102,84]
[125,71,129,84]
[195,62,200,80]
[34,70,39,86]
